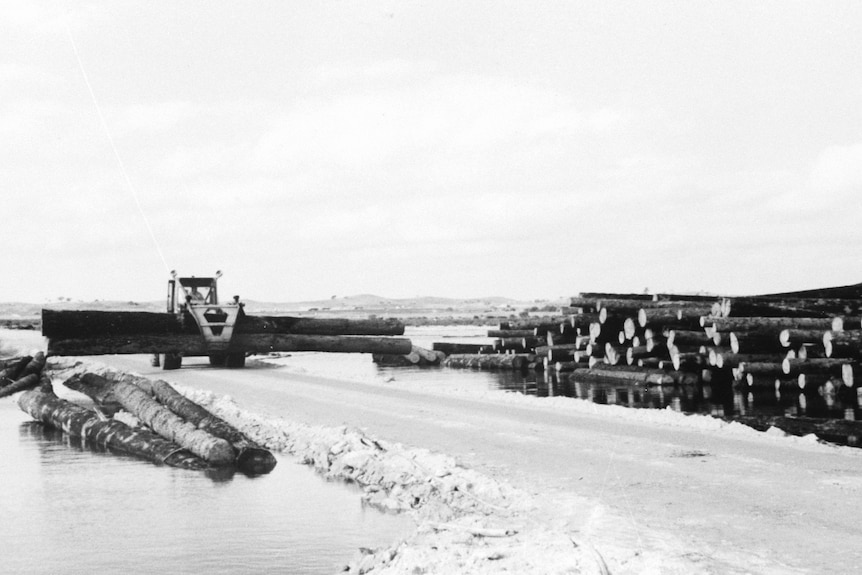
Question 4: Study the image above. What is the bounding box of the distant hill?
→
[1,294,567,319]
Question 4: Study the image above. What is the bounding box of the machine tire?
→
[161,353,183,370]
[225,353,246,368]
[208,353,227,367]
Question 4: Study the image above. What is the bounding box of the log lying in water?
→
[431,342,493,355]
[443,353,532,370]
[64,373,235,466]
[0,356,32,384]
[47,333,413,357]
[106,372,277,474]
[18,387,208,470]
[372,346,444,367]
[0,353,47,398]
[42,309,405,338]
[569,365,676,386]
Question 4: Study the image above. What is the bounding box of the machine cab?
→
[167,271,224,313]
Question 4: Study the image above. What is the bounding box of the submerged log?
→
[18,387,208,469]
[0,353,47,398]
[0,373,40,398]
[47,333,413,357]
[443,353,531,370]
[107,372,277,474]
[65,373,235,466]
[431,342,493,355]
[0,355,32,386]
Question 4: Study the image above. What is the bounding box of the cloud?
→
[112,101,195,134]
[809,142,862,193]
[251,70,631,172]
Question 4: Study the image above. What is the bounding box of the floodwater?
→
[0,399,412,575]
[269,325,862,423]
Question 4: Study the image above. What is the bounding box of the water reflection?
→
[488,368,862,421]
[6,404,412,575]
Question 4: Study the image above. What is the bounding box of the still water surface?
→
[1,400,412,575]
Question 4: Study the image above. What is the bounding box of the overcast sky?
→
[3,1,862,303]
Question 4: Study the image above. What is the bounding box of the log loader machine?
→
[153,270,246,370]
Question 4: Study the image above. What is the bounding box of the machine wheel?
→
[225,353,246,368]
[208,353,227,367]
[161,352,183,370]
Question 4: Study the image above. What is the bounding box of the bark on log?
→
[0,355,32,387]
[42,309,190,338]
[0,373,40,398]
[42,309,406,338]
[0,353,46,398]
[47,333,413,356]
[442,353,531,371]
[823,330,862,358]
[667,330,716,348]
[779,329,832,348]
[534,344,579,361]
[498,317,566,330]
[709,317,842,332]
[65,373,235,466]
[18,387,208,470]
[569,365,675,386]
[432,342,493,355]
[237,315,404,336]
[107,372,277,474]
[729,331,787,354]
[487,329,534,338]
[781,358,853,378]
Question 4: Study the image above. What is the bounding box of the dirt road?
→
[86,352,862,574]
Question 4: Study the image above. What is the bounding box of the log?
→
[667,330,716,348]
[107,372,277,474]
[498,317,566,330]
[534,344,579,362]
[432,342,493,355]
[781,358,853,378]
[42,309,190,338]
[486,329,534,338]
[443,353,531,371]
[823,330,862,358]
[0,355,32,386]
[578,292,656,301]
[47,333,413,356]
[18,387,208,470]
[0,353,46,398]
[42,309,406,338]
[65,373,235,466]
[729,331,786,354]
[0,373,40,398]
[562,313,601,333]
[709,317,842,332]
[236,315,404,336]
[779,329,832,348]
[580,365,676,386]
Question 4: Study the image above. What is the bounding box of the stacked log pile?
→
[434,285,862,445]
[16,369,277,474]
